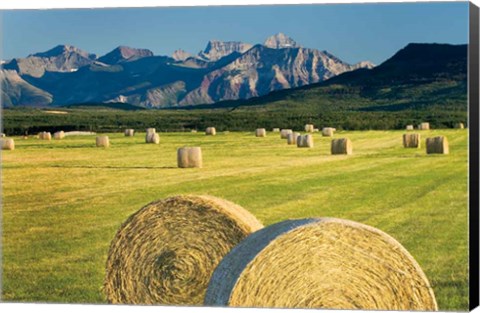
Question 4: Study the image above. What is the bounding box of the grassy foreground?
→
[1,129,468,309]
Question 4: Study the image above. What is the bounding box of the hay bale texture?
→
[455,123,464,129]
[205,218,437,311]
[304,124,314,132]
[403,133,421,148]
[418,123,430,130]
[280,129,293,139]
[177,147,203,168]
[331,138,352,155]
[322,127,335,137]
[406,125,414,130]
[426,136,449,154]
[1,139,15,150]
[206,127,216,136]
[96,136,110,148]
[286,132,300,145]
[104,195,263,305]
[146,133,160,144]
[38,131,52,140]
[297,134,314,148]
[255,128,266,137]
[124,129,135,137]
[53,131,65,140]
[272,128,280,132]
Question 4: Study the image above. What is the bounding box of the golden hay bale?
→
[286,132,300,145]
[124,129,135,136]
[297,134,314,148]
[177,147,203,168]
[455,123,464,129]
[304,124,314,132]
[205,218,437,311]
[206,127,216,136]
[255,128,267,137]
[406,125,414,130]
[96,136,110,148]
[331,138,352,155]
[313,128,319,132]
[418,122,430,130]
[146,133,160,144]
[403,133,421,148]
[280,129,293,139]
[104,195,263,305]
[426,136,449,154]
[53,131,65,140]
[1,133,5,137]
[146,128,156,134]
[322,127,335,137]
[191,129,198,133]
[39,131,52,140]
[1,139,15,150]
[272,128,280,132]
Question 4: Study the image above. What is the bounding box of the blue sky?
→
[1,2,469,65]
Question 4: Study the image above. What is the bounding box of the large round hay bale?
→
[177,147,203,168]
[418,122,430,130]
[331,138,352,155]
[205,218,437,311]
[255,128,266,137]
[280,129,293,139]
[53,131,65,140]
[146,128,156,134]
[426,136,449,154]
[454,122,464,129]
[206,127,216,136]
[146,133,160,144]
[272,128,280,132]
[104,195,263,305]
[322,127,334,137]
[286,132,300,145]
[39,131,52,140]
[406,125,414,130]
[96,136,110,148]
[403,133,421,148]
[1,139,15,150]
[304,124,314,132]
[297,134,314,148]
[124,129,135,137]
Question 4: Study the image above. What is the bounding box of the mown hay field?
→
[1,129,468,310]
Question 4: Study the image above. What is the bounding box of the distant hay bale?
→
[426,136,449,154]
[1,133,5,138]
[191,129,198,133]
[1,139,15,150]
[331,138,352,155]
[418,122,430,130]
[313,128,319,132]
[124,129,135,137]
[146,133,160,144]
[286,132,300,145]
[53,131,65,140]
[177,147,203,168]
[304,124,314,132]
[297,134,314,148]
[322,127,335,137]
[38,131,52,140]
[96,136,110,148]
[22,136,28,140]
[64,131,96,137]
[206,127,216,136]
[403,133,421,148]
[255,128,267,137]
[280,129,293,139]
[205,218,437,311]
[146,128,156,134]
[406,125,414,130]
[104,195,263,305]
[272,128,280,132]
[455,123,464,129]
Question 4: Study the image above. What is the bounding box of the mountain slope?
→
[97,46,154,65]
[0,70,53,107]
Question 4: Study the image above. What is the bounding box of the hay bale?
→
[297,134,314,148]
[418,122,430,130]
[454,123,464,129]
[1,133,5,137]
[206,127,216,136]
[146,128,156,134]
[191,129,198,133]
[1,139,15,150]
[304,124,314,132]
[331,138,352,155]
[406,125,414,130]
[96,136,110,148]
[53,131,65,140]
[38,131,52,140]
[280,129,293,139]
[124,129,135,137]
[272,128,280,132]
[286,132,300,145]
[255,128,266,137]
[177,147,203,168]
[322,127,335,137]
[403,133,421,148]
[426,136,449,154]
[146,133,160,144]
[104,195,263,305]
[205,218,437,310]
[64,131,96,137]
[313,128,319,132]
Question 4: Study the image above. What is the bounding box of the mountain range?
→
[0,33,374,108]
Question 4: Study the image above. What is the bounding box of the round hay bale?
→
[96,136,110,148]
[124,129,135,137]
[255,128,266,137]
[454,123,464,129]
[1,133,5,138]
[280,129,293,139]
[53,131,65,140]
[286,132,300,145]
[331,138,352,155]
[146,132,160,144]
[39,131,52,140]
[418,122,430,130]
[297,134,314,148]
[272,128,280,132]
[205,127,216,136]
[406,125,414,131]
[313,128,319,132]
[177,147,203,168]
[1,138,15,150]
[146,128,156,134]
[403,133,421,148]
[205,218,437,311]
[426,136,449,154]
[304,124,314,132]
[322,127,335,137]
[191,129,198,133]
[104,195,263,305]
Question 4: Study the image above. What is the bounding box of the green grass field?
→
[1,129,468,310]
